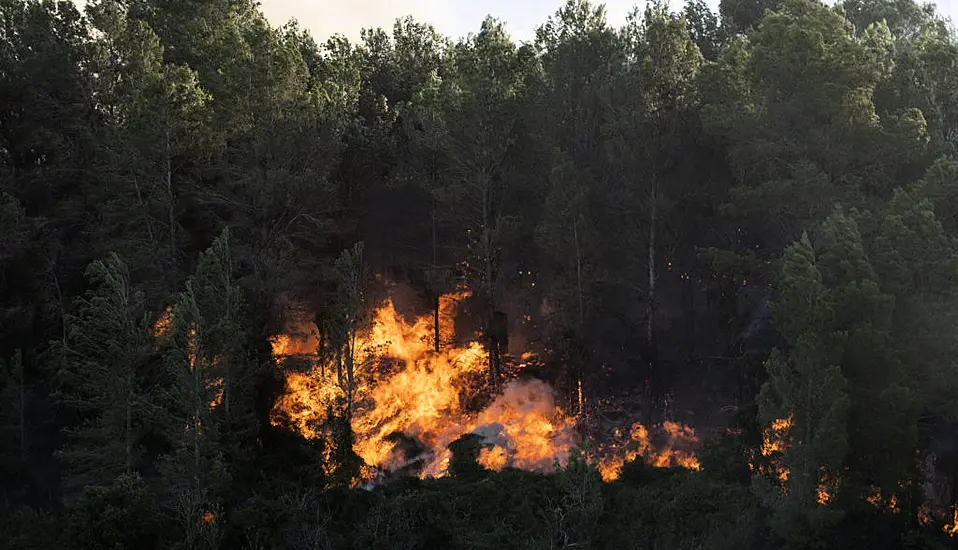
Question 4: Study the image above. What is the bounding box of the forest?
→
[3,0,958,547]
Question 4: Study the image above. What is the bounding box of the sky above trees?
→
[251,0,957,43]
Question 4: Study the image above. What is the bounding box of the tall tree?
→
[327,242,369,419]
[757,233,849,547]
[817,207,917,507]
[702,0,929,259]
[160,229,249,548]
[607,2,703,414]
[84,0,212,296]
[52,253,153,498]
[408,17,527,386]
[532,0,622,411]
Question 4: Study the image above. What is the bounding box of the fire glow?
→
[270,291,702,481]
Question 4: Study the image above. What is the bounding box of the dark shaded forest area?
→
[4,0,958,547]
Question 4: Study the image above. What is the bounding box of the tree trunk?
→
[647,188,656,356]
[573,216,585,415]
[481,178,500,387]
[432,196,440,354]
[126,380,133,475]
[165,128,176,266]
[646,178,658,420]
[223,244,232,419]
[193,336,202,481]
[346,324,356,418]
[434,294,441,354]
[15,350,25,460]
[573,216,584,328]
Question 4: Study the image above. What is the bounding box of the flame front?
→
[272,293,574,476]
[272,291,700,481]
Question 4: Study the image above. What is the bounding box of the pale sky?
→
[258,0,958,44]
[258,0,695,43]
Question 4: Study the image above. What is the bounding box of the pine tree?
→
[818,207,917,506]
[406,18,527,386]
[84,0,212,296]
[52,253,153,499]
[0,349,27,501]
[327,242,369,420]
[160,228,251,549]
[758,233,849,546]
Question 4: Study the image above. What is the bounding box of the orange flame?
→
[596,421,701,481]
[761,414,792,482]
[945,509,958,535]
[153,306,172,337]
[867,487,900,513]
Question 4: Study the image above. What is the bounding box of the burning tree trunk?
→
[434,294,441,353]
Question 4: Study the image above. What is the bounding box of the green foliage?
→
[62,474,160,550]
[550,446,604,548]
[758,234,850,544]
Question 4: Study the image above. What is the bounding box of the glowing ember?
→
[867,487,900,513]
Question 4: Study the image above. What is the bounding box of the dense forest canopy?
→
[3,0,958,548]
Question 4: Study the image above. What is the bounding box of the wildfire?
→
[816,468,838,505]
[271,290,700,482]
[596,421,701,482]
[272,292,571,478]
[760,414,792,482]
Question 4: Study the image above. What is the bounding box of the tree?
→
[684,0,722,60]
[606,2,703,414]
[817,207,916,506]
[327,242,369,419]
[532,0,622,412]
[702,0,929,259]
[719,0,784,34]
[757,233,850,545]
[52,253,153,498]
[160,229,250,548]
[408,17,527,386]
[83,0,212,296]
[838,0,941,39]
[867,187,958,423]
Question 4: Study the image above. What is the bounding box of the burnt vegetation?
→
[3,0,958,548]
